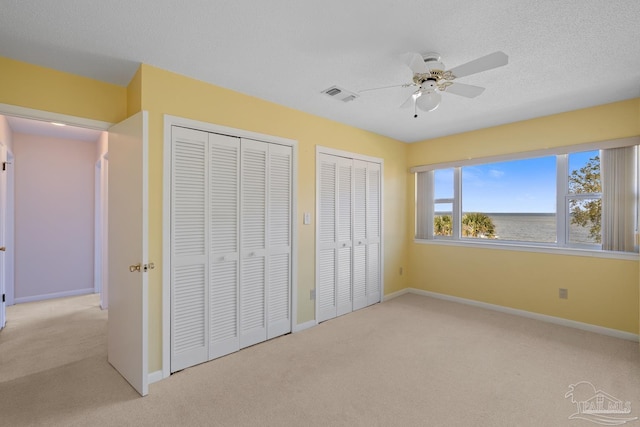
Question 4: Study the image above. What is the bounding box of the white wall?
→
[14,133,95,302]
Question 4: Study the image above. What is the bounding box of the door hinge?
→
[2,294,5,303]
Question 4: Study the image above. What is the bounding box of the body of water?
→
[487,213,556,242]
[483,213,595,244]
[436,212,597,244]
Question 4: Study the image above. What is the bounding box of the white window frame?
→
[558,152,602,250]
[413,137,640,260]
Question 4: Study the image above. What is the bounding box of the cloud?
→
[489,169,505,178]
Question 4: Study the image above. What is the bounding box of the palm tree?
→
[433,213,496,238]
[434,215,452,236]
[462,212,496,238]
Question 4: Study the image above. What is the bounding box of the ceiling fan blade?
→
[400,91,419,109]
[445,82,485,98]
[358,83,412,94]
[447,51,508,79]
[402,52,428,74]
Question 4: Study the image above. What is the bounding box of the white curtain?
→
[415,171,431,239]
[601,146,637,252]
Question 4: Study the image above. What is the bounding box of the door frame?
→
[4,151,14,307]
[0,143,7,328]
[315,145,385,323]
[0,103,111,308]
[162,114,299,380]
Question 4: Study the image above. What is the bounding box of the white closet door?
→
[208,133,241,360]
[336,157,353,317]
[366,162,381,306]
[267,144,292,339]
[317,154,338,322]
[239,139,268,348]
[171,127,209,372]
[352,160,368,311]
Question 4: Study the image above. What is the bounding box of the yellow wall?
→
[127,66,142,117]
[138,64,409,372]
[406,98,640,334]
[0,57,127,123]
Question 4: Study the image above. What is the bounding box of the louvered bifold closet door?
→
[366,162,381,306]
[317,154,338,322]
[239,139,268,348]
[267,144,292,339]
[208,133,241,360]
[336,157,353,317]
[171,127,209,372]
[352,160,368,311]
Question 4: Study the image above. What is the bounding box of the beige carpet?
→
[0,293,638,426]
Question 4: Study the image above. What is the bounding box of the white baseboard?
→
[382,288,411,301]
[14,288,95,304]
[406,288,639,342]
[293,320,316,333]
[148,370,164,384]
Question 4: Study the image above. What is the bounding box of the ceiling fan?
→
[361,51,509,117]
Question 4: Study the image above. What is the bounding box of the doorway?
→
[5,116,105,306]
[0,107,109,330]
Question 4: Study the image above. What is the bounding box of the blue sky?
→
[434,150,598,213]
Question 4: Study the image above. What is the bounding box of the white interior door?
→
[352,160,368,311]
[317,151,383,322]
[366,162,381,306]
[208,132,241,359]
[239,139,268,348]
[170,126,208,372]
[267,143,292,338]
[317,154,338,322]
[0,143,6,329]
[107,111,149,396]
[336,157,353,317]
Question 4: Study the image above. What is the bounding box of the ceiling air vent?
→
[321,86,359,103]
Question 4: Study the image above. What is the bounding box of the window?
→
[415,143,638,253]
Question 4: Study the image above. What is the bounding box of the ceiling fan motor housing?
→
[420,78,437,91]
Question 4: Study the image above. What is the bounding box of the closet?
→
[317,150,382,323]
[170,126,292,372]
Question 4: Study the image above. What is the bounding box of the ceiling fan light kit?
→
[416,90,441,112]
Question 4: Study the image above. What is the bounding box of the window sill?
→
[413,238,639,261]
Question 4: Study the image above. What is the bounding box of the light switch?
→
[303,212,311,225]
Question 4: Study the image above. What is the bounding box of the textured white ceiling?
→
[1,1,639,143]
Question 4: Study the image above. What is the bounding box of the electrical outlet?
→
[310,289,316,300]
[559,288,568,299]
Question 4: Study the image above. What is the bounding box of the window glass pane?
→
[434,203,452,236]
[568,198,601,244]
[568,150,600,194]
[462,156,556,242]
[434,168,453,200]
